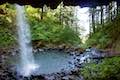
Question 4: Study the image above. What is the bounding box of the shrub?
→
[80,57,120,80]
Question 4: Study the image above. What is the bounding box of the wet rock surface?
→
[0,47,105,80]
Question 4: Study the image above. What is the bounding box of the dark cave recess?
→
[0,0,120,9]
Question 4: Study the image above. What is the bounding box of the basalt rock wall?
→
[0,0,120,9]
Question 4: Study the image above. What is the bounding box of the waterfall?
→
[16,4,39,76]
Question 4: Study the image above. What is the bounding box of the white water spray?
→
[16,4,39,76]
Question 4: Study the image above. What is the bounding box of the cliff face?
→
[0,0,119,9]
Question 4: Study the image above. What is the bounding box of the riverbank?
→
[0,47,120,80]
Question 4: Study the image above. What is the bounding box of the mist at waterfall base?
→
[16,4,39,76]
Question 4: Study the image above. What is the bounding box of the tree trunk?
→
[92,8,95,33]
[41,7,44,20]
[100,6,103,25]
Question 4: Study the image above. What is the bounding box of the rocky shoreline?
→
[0,47,107,80]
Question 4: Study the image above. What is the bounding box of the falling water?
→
[16,4,39,76]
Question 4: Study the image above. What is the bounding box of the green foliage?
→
[86,14,120,49]
[0,29,15,48]
[29,16,81,45]
[0,4,16,48]
[58,26,81,45]
[26,5,81,46]
[0,4,81,48]
[80,57,120,80]
[86,31,111,49]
